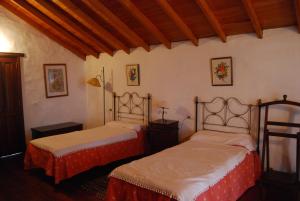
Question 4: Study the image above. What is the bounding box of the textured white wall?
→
[85,27,300,172]
[0,6,87,143]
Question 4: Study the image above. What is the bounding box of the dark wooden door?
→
[0,56,25,157]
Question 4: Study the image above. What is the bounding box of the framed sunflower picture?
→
[126,64,140,86]
[210,57,233,86]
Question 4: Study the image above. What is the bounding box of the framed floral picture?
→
[126,64,140,86]
[43,64,68,98]
[210,57,233,86]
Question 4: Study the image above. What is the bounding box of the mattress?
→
[30,122,139,157]
[25,121,146,183]
[106,152,260,201]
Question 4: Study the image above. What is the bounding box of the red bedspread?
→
[105,152,260,201]
[24,130,146,184]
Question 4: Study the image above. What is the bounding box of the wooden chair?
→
[258,95,300,201]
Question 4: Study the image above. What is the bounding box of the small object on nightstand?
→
[148,119,179,154]
[159,107,169,121]
[31,122,83,139]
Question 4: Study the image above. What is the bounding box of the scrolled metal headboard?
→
[195,96,253,134]
[113,92,151,124]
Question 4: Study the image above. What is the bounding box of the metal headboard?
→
[195,96,253,134]
[113,92,151,124]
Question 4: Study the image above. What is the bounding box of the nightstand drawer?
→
[149,123,178,130]
[149,132,178,151]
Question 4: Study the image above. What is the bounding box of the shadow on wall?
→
[176,106,193,141]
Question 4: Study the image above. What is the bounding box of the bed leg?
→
[259,181,267,201]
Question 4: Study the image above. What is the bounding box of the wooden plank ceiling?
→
[0,0,298,60]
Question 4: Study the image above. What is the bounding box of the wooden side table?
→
[31,122,83,139]
[148,119,179,154]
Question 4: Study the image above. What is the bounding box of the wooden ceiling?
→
[1,0,299,60]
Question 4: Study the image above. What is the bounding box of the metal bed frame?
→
[113,92,151,124]
[194,96,253,135]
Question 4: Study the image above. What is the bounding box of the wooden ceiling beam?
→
[242,0,263,38]
[120,0,171,49]
[82,0,150,52]
[156,0,198,46]
[26,0,113,56]
[195,0,227,42]
[11,0,98,57]
[296,0,300,33]
[10,0,99,58]
[0,1,87,60]
[53,0,130,54]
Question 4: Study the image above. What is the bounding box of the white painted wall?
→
[0,6,87,143]
[85,27,300,172]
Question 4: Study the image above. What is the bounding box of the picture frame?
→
[126,64,140,86]
[43,64,68,98]
[210,57,233,86]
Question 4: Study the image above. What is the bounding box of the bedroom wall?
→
[0,6,87,143]
[85,27,300,172]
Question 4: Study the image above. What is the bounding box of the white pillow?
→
[105,121,142,132]
[190,130,256,151]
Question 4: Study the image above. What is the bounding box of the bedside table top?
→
[31,122,82,132]
[150,119,178,125]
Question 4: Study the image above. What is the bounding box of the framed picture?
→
[126,64,140,86]
[43,64,68,98]
[210,57,233,86]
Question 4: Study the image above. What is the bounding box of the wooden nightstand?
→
[148,119,179,154]
[31,122,83,139]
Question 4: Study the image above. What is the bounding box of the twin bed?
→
[25,93,260,201]
[105,96,260,201]
[24,92,151,184]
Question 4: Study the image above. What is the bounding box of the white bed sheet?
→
[30,123,139,157]
[110,140,249,201]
